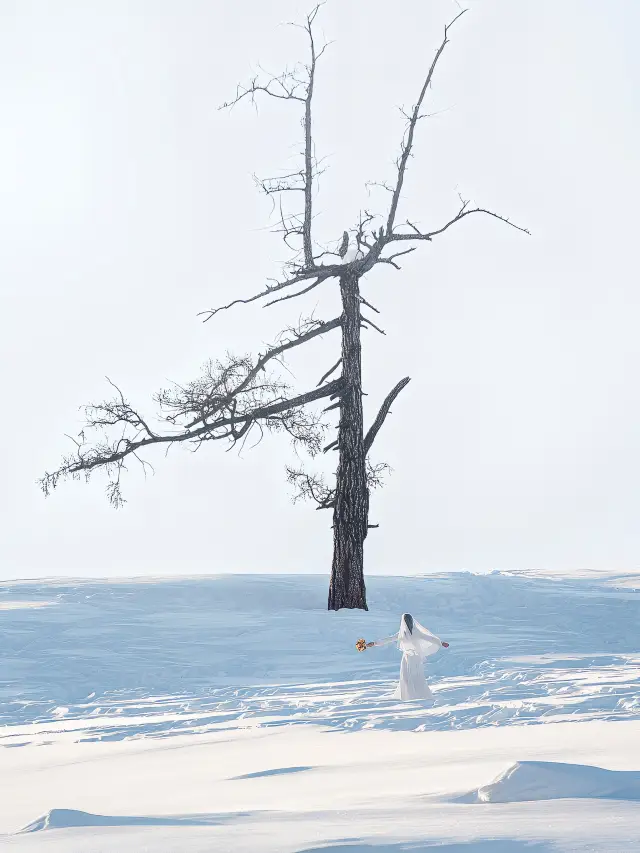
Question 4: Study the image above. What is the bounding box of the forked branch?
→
[41,311,345,505]
[286,458,392,512]
[41,376,344,506]
[198,265,345,322]
[386,198,530,244]
[219,3,328,270]
[377,9,528,253]
[186,315,341,429]
[285,467,334,509]
[385,10,467,237]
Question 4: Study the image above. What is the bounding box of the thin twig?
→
[360,297,380,315]
[361,315,386,335]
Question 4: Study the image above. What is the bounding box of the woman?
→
[366,613,449,701]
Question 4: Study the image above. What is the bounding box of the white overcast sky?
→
[1,0,639,580]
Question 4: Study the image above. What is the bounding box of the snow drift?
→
[462,761,640,803]
[19,809,242,833]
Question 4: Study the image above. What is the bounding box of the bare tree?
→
[40,5,527,611]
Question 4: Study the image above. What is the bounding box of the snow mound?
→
[19,808,242,832]
[462,761,640,803]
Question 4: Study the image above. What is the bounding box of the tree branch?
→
[317,357,342,386]
[302,5,319,268]
[287,457,393,513]
[219,4,328,272]
[387,203,530,243]
[386,10,467,237]
[364,377,411,456]
[263,277,324,308]
[198,265,346,322]
[41,365,345,504]
[187,316,341,429]
[285,465,334,509]
[376,246,417,270]
[250,380,344,419]
[360,297,380,315]
[361,315,386,335]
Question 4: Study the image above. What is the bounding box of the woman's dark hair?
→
[402,613,414,634]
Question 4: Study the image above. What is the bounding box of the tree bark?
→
[328,271,369,611]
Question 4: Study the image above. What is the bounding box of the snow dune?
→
[20,808,240,832]
[5,720,640,850]
[462,761,640,803]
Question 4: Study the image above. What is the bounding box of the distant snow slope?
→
[1,572,639,741]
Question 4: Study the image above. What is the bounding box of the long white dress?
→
[374,617,443,701]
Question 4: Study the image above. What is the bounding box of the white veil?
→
[397,614,441,659]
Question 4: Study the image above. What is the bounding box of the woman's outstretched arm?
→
[367,634,398,648]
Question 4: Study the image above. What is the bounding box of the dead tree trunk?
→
[328,271,369,610]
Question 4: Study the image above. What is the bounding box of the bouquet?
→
[355,638,367,653]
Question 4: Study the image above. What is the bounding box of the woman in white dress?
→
[365,613,449,701]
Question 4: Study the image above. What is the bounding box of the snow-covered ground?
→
[1,571,640,850]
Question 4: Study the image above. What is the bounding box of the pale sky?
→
[1,0,639,580]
